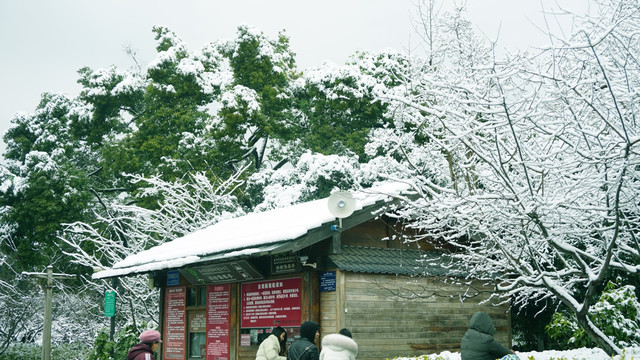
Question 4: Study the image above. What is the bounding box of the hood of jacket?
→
[468,311,496,336]
[300,321,320,342]
[127,343,153,360]
[321,334,358,360]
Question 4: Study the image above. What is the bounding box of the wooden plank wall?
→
[320,269,345,337]
[320,287,338,335]
[337,272,511,360]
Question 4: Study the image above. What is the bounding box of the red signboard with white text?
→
[206,284,230,360]
[241,277,302,328]
[164,286,186,359]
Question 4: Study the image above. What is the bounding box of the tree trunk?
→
[575,311,621,356]
[536,333,544,352]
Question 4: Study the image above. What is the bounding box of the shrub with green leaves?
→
[0,343,40,360]
[88,324,140,360]
[0,342,90,360]
[546,281,640,349]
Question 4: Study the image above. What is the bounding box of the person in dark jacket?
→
[460,312,514,360]
[127,329,162,360]
[287,321,320,360]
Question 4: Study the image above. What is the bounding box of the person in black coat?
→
[287,321,320,360]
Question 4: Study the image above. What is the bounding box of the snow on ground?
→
[394,347,640,360]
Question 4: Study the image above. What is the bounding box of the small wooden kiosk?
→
[94,184,510,360]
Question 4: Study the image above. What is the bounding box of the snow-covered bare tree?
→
[0,257,32,356]
[382,0,639,355]
[60,169,246,329]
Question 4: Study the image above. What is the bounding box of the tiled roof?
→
[328,246,454,276]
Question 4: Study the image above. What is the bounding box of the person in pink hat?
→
[127,329,162,360]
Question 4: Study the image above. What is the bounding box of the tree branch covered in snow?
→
[383,0,640,355]
[59,169,246,328]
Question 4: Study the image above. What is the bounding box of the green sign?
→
[104,290,116,317]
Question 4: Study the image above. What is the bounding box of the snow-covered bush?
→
[0,343,40,360]
[546,281,640,349]
[388,347,640,360]
[0,342,89,360]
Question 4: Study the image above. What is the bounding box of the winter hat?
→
[300,321,320,342]
[139,329,162,343]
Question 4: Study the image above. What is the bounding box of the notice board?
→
[206,284,230,360]
[164,286,186,359]
[319,271,336,292]
[241,277,301,328]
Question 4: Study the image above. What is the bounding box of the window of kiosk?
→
[187,286,206,307]
[240,327,298,349]
[186,286,207,359]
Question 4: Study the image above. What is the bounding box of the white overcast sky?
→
[0,0,589,157]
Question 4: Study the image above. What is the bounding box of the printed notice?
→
[164,286,186,359]
[241,278,302,328]
[206,284,230,360]
[320,271,336,292]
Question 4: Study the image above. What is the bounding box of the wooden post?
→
[109,277,118,341]
[331,232,342,254]
[42,266,53,360]
[22,265,74,360]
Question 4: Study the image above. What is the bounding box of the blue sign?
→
[320,271,336,292]
[167,270,180,286]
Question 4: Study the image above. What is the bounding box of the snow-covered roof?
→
[93,182,411,280]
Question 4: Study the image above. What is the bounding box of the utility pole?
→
[22,265,74,360]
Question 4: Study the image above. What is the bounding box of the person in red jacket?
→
[127,329,162,360]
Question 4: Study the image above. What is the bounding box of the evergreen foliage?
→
[1,1,639,356]
[88,324,140,360]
